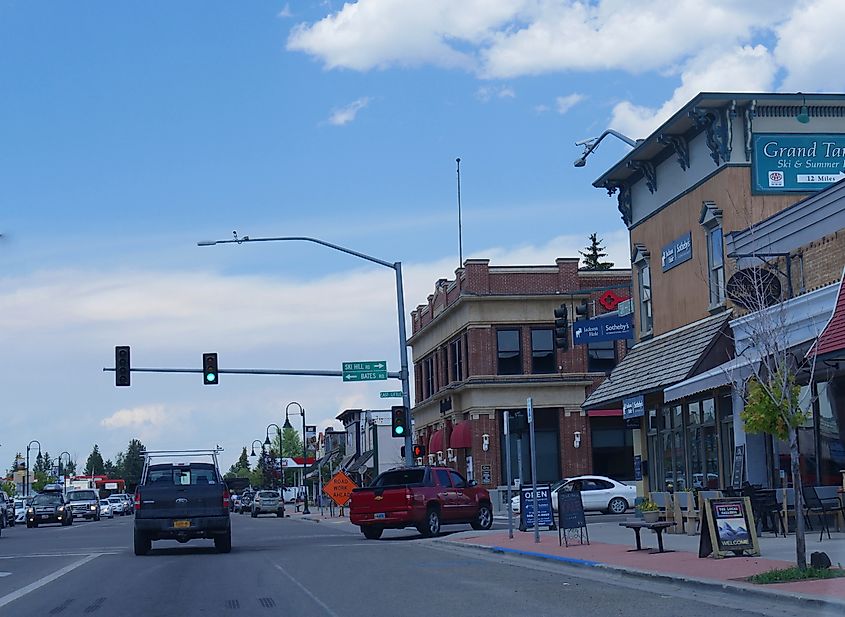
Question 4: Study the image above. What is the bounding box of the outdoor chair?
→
[753,489,786,537]
[802,485,845,541]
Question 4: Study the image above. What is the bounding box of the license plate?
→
[374,513,386,520]
[40,514,49,519]
[173,520,191,529]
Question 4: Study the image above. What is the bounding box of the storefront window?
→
[818,378,845,485]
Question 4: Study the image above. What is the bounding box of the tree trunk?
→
[789,428,807,570]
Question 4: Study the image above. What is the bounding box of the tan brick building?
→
[408,258,631,506]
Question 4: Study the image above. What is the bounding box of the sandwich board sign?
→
[698,496,760,558]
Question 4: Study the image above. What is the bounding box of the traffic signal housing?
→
[391,405,408,438]
[203,352,219,385]
[115,346,131,387]
[554,304,569,350]
[575,300,590,321]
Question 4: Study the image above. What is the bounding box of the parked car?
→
[133,451,231,555]
[114,494,134,515]
[350,466,493,540]
[108,496,127,515]
[14,498,29,524]
[239,492,254,514]
[0,490,14,528]
[511,475,636,515]
[66,489,101,521]
[251,490,284,518]
[99,500,114,518]
[26,489,73,527]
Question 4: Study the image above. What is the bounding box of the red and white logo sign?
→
[598,290,628,311]
[768,171,785,187]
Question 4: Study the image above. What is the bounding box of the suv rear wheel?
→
[362,526,383,540]
[133,530,151,556]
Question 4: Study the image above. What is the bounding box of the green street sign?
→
[342,361,386,372]
[343,370,387,382]
[752,133,845,193]
[380,391,403,398]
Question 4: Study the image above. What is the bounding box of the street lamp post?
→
[58,451,71,490]
[26,440,41,497]
[284,401,310,514]
[198,234,414,466]
[249,440,264,458]
[265,423,283,488]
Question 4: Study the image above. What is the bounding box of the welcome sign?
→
[752,133,845,193]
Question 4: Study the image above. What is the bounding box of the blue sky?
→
[2,0,842,471]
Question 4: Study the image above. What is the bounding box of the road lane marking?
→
[274,563,341,617]
[0,573,10,577]
[0,553,101,609]
[0,551,120,560]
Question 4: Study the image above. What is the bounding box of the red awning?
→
[587,409,622,417]
[449,421,473,449]
[429,429,444,454]
[810,271,845,358]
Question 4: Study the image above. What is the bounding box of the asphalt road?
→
[0,512,835,617]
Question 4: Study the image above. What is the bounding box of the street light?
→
[26,440,41,497]
[58,451,71,489]
[284,401,310,515]
[249,440,264,458]
[573,129,639,167]
[266,423,283,488]
[198,233,414,466]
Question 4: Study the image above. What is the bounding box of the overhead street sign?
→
[380,391,403,398]
[323,470,358,507]
[342,360,388,382]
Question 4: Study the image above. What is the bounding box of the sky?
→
[2,0,844,472]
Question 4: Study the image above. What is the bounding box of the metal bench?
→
[619,521,676,553]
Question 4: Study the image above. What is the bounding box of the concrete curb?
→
[438,538,845,612]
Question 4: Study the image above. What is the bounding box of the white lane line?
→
[0,551,120,560]
[274,563,341,617]
[0,553,101,609]
[0,573,10,578]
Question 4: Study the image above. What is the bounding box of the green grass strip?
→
[748,566,845,584]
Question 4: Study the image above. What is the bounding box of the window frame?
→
[587,339,617,373]
[530,328,555,374]
[450,337,463,382]
[496,328,522,375]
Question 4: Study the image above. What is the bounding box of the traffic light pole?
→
[197,234,414,467]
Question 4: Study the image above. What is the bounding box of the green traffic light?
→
[206,373,216,382]
[395,426,404,435]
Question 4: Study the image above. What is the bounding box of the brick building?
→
[580,92,845,496]
[408,258,631,505]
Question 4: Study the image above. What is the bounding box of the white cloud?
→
[286,1,789,78]
[101,405,169,429]
[326,97,371,126]
[555,93,585,115]
[610,45,778,139]
[277,3,293,18]
[476,85,516,102]
[774,0,845,91]
[534,104,550,114]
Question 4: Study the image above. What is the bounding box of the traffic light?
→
[391,405,408,438]
[575,300,590,321]
[554,304,569,350]
[401,444,427,458]
[115,346,131,387]
[203,353,219,385]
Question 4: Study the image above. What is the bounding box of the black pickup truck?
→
[133,450,231,555]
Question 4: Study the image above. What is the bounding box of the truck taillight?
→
[222,489,230,509]
[405,488,413,501]
[134,491,141,511]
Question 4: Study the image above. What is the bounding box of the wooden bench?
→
[619,521,676,553]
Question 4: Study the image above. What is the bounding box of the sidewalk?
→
[442,519,845,608]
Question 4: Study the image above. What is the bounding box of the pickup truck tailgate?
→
[136,484,227,519]
[350,487,412,515]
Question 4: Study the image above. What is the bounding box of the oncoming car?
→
[27,489,73,527]
[511,476,636,515]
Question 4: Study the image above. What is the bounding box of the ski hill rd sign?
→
[342,361,387,382]
[753,133,845,193]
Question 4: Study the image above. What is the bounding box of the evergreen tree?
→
[237,446,250,472]
[103,459,117,477]
[122,439,146,489]
[85,445,105,476]
[64,458,77,476]
[579,233,614,270]
[34,452,46,474]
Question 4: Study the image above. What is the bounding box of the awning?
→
[449,421,473,449]
[429,429,445,454]
[346,450,373,474]
[583,312,731,410]
[587,409,622,417]
[663,357,756,402]
[809,268,845,359]
[338,452,357,471]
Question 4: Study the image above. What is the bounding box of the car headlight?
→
[90,505,97,510]
[27,507,33,514]
[58,506,65,511]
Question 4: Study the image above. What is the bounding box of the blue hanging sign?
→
[572,314,634,344]
[752,133,845,193]
[661,232,692,272]
[623,395,645,420]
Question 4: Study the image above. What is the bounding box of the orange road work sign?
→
[323,471,358,507]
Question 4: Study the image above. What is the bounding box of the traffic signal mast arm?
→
[105,366,403,378]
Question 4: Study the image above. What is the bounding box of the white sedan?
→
[511,476,636,515]
[99,500,114,518]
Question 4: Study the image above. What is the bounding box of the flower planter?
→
[642,511,660,523]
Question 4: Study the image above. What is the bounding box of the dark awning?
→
[583,312,732,410]
[346,450,373,474]
[338,452,357,471]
